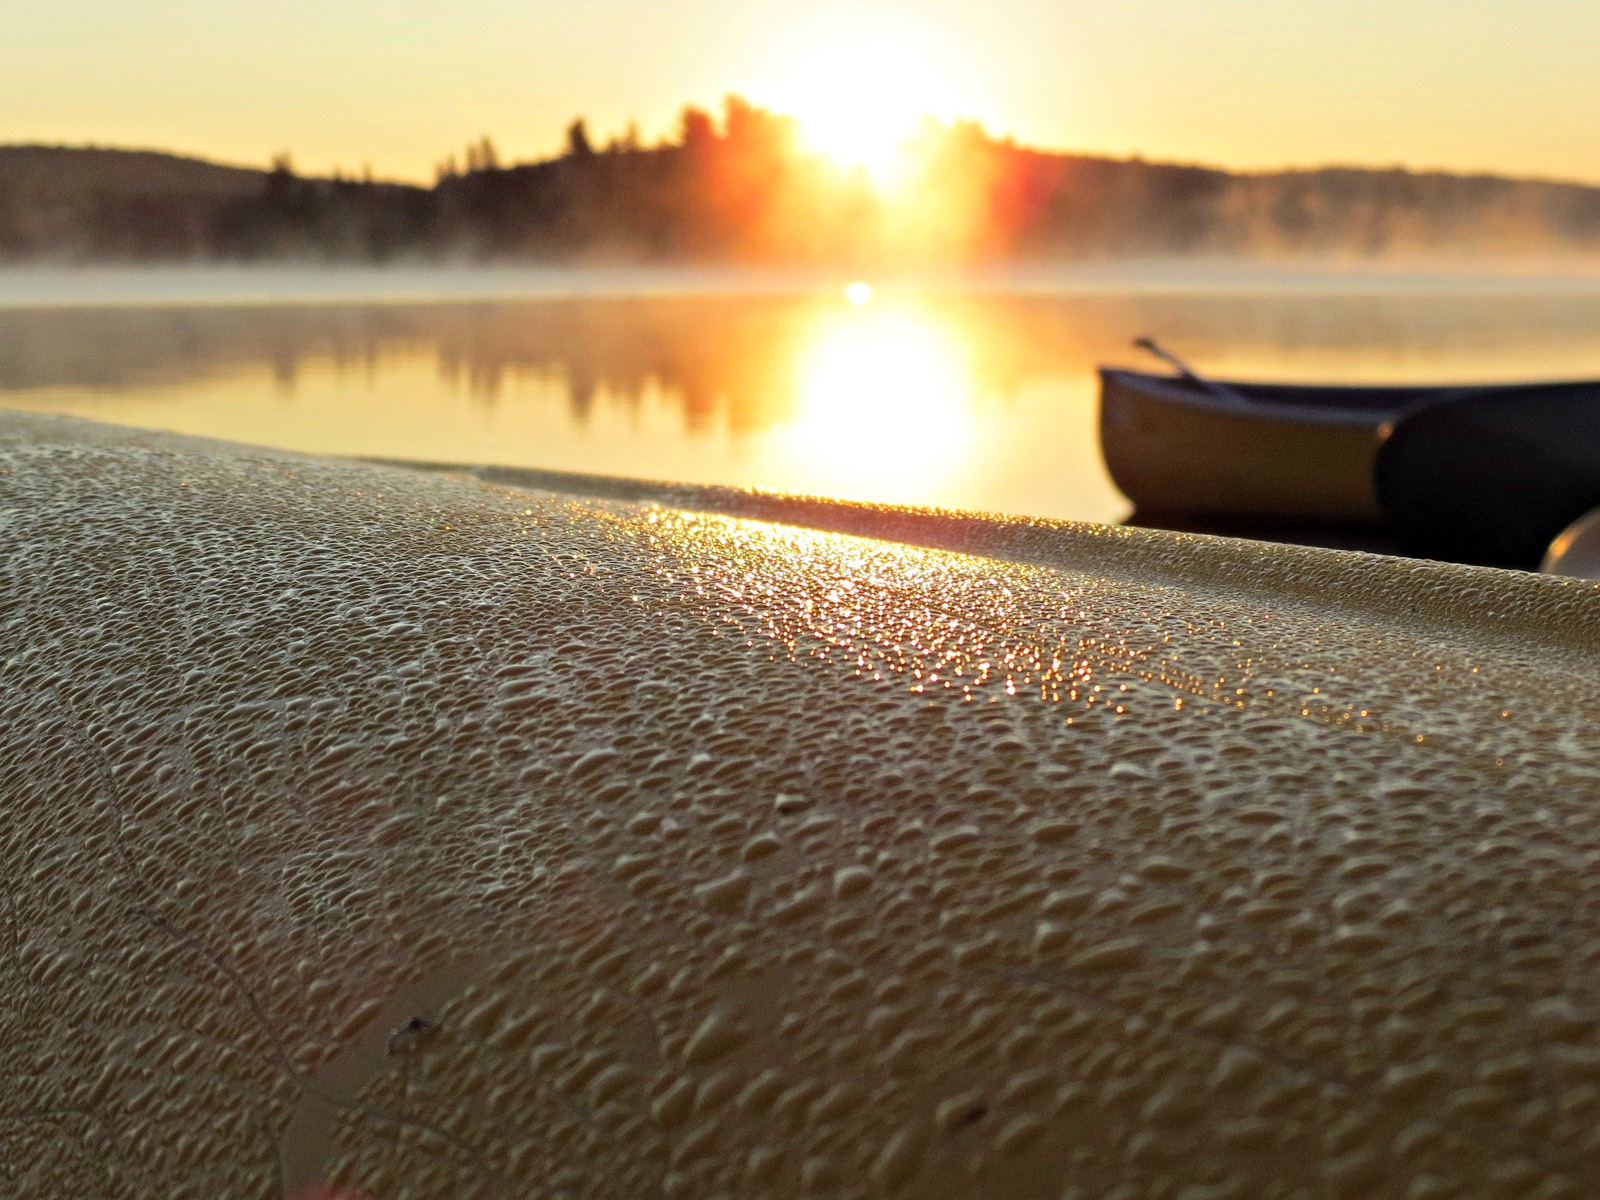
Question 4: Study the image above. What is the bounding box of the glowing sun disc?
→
[776,40,956,178]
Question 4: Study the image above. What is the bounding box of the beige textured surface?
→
[3,411,1600,1200]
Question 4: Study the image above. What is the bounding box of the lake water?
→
[6,267,1600,525]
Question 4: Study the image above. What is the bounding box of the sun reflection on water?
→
[776,302,978,506]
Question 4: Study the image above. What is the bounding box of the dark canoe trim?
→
[1378,379,1600,568]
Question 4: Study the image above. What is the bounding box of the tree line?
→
[4,99,1600,264]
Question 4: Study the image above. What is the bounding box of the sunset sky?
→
[6,0,1600,185]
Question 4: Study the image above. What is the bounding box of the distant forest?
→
[7,98,1600,265]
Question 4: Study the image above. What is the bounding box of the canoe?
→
[1100,367,1600,561]
[1097,367,1426,523]
[9,411,1600,1198]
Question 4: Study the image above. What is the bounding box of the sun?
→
[773,40,958,181]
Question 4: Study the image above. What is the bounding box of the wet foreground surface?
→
[3,412,1600,1198]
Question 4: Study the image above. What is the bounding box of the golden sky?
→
[6,0,1600,184]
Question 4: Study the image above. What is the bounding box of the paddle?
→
[1133,337,1254,409]
[1375,380,1600,569]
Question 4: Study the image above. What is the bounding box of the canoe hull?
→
[1098,368,1390,522]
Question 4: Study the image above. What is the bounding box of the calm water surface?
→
[6,269,1600,524]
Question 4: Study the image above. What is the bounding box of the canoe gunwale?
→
[1099,367,1429,427]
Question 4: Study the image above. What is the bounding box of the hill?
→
[0,145,266,199]
[0,146,267,259]
[0,145,429,260]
